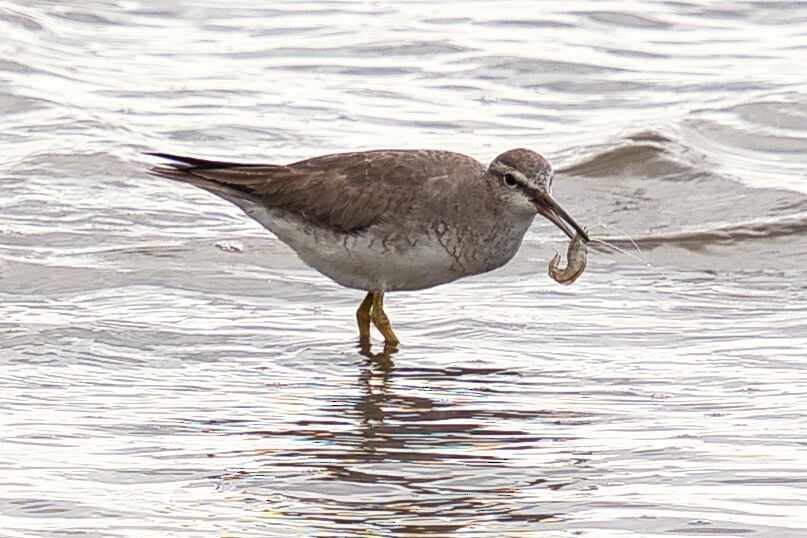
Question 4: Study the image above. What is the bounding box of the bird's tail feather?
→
[146,161,262,213]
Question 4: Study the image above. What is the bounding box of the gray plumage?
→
[146,148,583,293]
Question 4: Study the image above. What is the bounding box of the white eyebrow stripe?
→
[511,170,530,184]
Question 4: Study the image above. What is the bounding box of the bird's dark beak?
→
[532,191,589,242]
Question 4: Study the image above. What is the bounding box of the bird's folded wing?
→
[147,150,469,233]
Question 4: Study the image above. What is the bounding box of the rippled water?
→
[3,1,807,536]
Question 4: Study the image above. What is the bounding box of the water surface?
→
[2,1,807,536]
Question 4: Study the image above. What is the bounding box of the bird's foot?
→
[355,291,400,351]
[370,292,399,347]
[356,291,374,342]
[358,337,398,366]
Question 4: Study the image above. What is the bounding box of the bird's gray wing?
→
[146,150,482,233]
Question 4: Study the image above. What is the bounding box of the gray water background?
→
[2,1,807,536]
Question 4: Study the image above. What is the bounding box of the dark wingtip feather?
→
[142,152,190,162]
[144,152,223,169]
[143,151,265,169]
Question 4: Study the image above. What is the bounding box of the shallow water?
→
[2,1,807,536]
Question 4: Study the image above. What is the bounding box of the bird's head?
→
[487,148,589,242]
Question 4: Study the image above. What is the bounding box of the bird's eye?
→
[503,173,518,188]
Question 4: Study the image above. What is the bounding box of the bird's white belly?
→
[308,234,463,292]
[246,205,464,292]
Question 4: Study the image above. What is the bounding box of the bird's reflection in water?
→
[217,345,590,535]
[355,343,395,430]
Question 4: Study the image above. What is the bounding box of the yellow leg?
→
[370,292,399,347]
[356,291,373,344]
